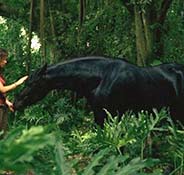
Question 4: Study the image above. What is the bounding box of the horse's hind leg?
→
[170,105,184,124]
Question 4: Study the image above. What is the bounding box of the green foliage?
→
[45,1,135,62]
[80,149,160,175]
[95,110,137,152]
[167,122,184,174]
[163,1,184,63]
[130,0,153,6]
[0,126,55,174]
[55,144,161,175]
[77,109,168,156]
[15,93,92,130]
[62,107,183,174]
[55,142,72,175]
[1,94,183,174]
[2,0,27,8]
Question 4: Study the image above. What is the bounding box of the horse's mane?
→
[28,56,131,83]
[51,56,110,67]
[49,56,130,67]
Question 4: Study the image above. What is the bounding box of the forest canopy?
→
[0,0,184,69]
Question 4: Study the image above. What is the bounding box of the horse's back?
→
[93,61,184,112]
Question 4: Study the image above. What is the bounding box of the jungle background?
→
[0,0,184,174]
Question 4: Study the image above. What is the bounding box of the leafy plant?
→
[167,121,184,175]
[55,145,161,175]
[0,126,55,174]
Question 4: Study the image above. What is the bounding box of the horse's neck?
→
[45,61,105,94]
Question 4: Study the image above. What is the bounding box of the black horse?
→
[14,56,184,126]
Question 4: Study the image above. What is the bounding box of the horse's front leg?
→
[89,95,108,127]
[92,107,107,127]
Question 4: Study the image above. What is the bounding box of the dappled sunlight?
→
[20,28,41,52]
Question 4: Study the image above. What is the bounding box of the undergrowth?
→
[0,94,184,175]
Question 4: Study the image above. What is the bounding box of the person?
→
[0,48,28,137]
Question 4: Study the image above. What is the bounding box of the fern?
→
[0,126,55,174]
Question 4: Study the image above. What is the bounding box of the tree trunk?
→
[155,0,173,58]
[48,0,57,63]
[40,0,46,64]
[134,5,154,66]
[27,0,34,73]
[79,0,85,27]
[124,0,173,66]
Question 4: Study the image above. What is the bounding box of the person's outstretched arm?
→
[0,75,28,93]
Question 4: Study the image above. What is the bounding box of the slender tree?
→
[40,0,46,64]
[27,0,34,73]
[48,0,57,63]
[79,0,86,27]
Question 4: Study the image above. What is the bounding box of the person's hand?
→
[15,75,28,86]
[6,100,14,112]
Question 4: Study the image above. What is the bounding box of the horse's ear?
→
[38,63,47,76]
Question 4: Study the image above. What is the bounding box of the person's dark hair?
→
[0,48,8,60]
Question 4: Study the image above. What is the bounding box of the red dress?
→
[0,75,6,105]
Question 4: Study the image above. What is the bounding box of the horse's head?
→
[14,64,48,110]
